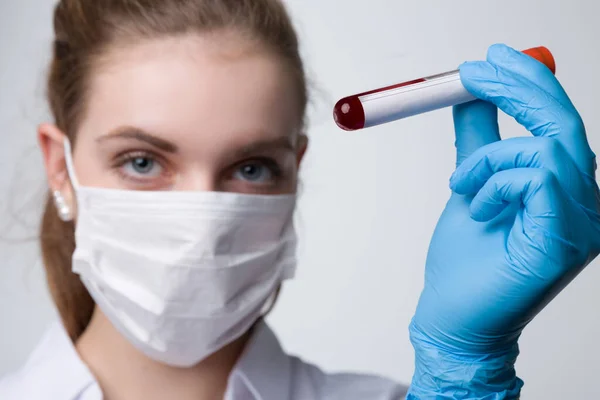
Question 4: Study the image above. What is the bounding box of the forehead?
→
[78,33,301,147]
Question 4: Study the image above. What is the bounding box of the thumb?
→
[453,100,501,167]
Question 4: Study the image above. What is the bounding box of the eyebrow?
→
[234,136,295,157]
[96,126,178,153]
[97,126,295,156]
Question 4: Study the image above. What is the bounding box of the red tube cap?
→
[522,46,556,74]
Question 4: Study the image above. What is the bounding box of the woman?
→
[1,0,599,399]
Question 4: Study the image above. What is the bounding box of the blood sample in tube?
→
[333,47,556,131]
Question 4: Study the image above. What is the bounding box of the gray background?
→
[1,0,599,398]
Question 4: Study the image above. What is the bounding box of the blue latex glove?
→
[407,44,600,399]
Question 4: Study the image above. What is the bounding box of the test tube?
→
[333,47,556,131]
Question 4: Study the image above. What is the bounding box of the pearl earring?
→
[53,190,73,222]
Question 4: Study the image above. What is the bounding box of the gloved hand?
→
[407,44,600,399]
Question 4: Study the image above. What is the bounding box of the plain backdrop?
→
[1,0,599,398]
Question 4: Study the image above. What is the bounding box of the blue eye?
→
[131,157,154,173]
[121,155,163,178]
[233,161,276,183]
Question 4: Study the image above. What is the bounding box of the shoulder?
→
[288,356,408,400]
[0,322,97,400]
[232,321,408,400]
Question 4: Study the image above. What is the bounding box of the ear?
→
[38,123,76,214]
[296,133,309,168]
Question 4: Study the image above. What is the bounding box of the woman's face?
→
[40,33,307,204]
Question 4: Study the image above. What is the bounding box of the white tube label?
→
[360,72,476,127]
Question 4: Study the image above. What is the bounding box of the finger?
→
[453,100,500,167]
[486,44,569,104]
[450,137,586,204]
[469,168,563,223]
[473,168,593,272]
[459,59,596,177]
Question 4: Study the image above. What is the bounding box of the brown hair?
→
[41,0,307,341]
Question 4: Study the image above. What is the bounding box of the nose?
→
[173,170,219,192]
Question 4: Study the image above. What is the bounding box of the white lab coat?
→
[0,320,408,400]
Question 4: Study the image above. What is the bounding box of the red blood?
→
[333,78,426,131]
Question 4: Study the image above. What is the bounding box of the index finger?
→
[459,60,596,178]
[490,44,566,103]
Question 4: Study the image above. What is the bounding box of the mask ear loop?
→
[260,284,281,316]
[61,137,82,220]
[63,137,80,190]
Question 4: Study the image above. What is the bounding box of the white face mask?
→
[63,139,297,367]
